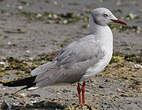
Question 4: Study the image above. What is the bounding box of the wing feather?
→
[32,35,105,87]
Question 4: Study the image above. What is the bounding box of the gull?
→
[0,8,127,104]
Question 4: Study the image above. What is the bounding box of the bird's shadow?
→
[1,100,67,110]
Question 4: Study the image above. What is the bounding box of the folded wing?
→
[32,35,105,87]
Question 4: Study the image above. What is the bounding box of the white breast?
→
[80,26,113,81]
[80,50,112,81]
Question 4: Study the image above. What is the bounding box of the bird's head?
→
[91,8,127,26]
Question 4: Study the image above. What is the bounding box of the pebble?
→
[0,61,6,65]
[134,64,142,69]
[36,13,42,18]
[19,93,27,97]
[18,6,23,10]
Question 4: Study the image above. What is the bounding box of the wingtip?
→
[0,81,5,86]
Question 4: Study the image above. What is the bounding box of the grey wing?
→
[31,62,55,76]
[34,36,105,87]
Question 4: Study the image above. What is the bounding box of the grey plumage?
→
[0,8,126,103]
[32,35,105,87]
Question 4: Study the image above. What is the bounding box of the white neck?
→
[89,14,113,55]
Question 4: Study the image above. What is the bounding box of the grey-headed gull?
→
[0,8,127,104]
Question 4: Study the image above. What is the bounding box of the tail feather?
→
[0,76,37,87]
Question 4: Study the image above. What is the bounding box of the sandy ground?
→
[0,0,141,58]
[0,0,142,110]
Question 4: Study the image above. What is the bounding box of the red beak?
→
[111,19,127,25]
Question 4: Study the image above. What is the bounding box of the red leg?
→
[82,81,86,104]
[77,83,81,104]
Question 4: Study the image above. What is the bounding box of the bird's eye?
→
[104,14,108,17]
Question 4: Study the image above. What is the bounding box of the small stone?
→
[29,57,34,60]
[63,20,68,24]
[48,14,52,18]
[36,13,42,18]
[53,14,58,19]
[19,93,26,97]
[54,1,58,5]
[26,50,30,53]
[0,61,6,65]
[8,41,11,45]
[18,6,23,10]
[134,64,142,69]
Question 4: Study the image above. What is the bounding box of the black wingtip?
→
[0,81,9,86]
[0,76,37,87]
[0,81,4,85]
